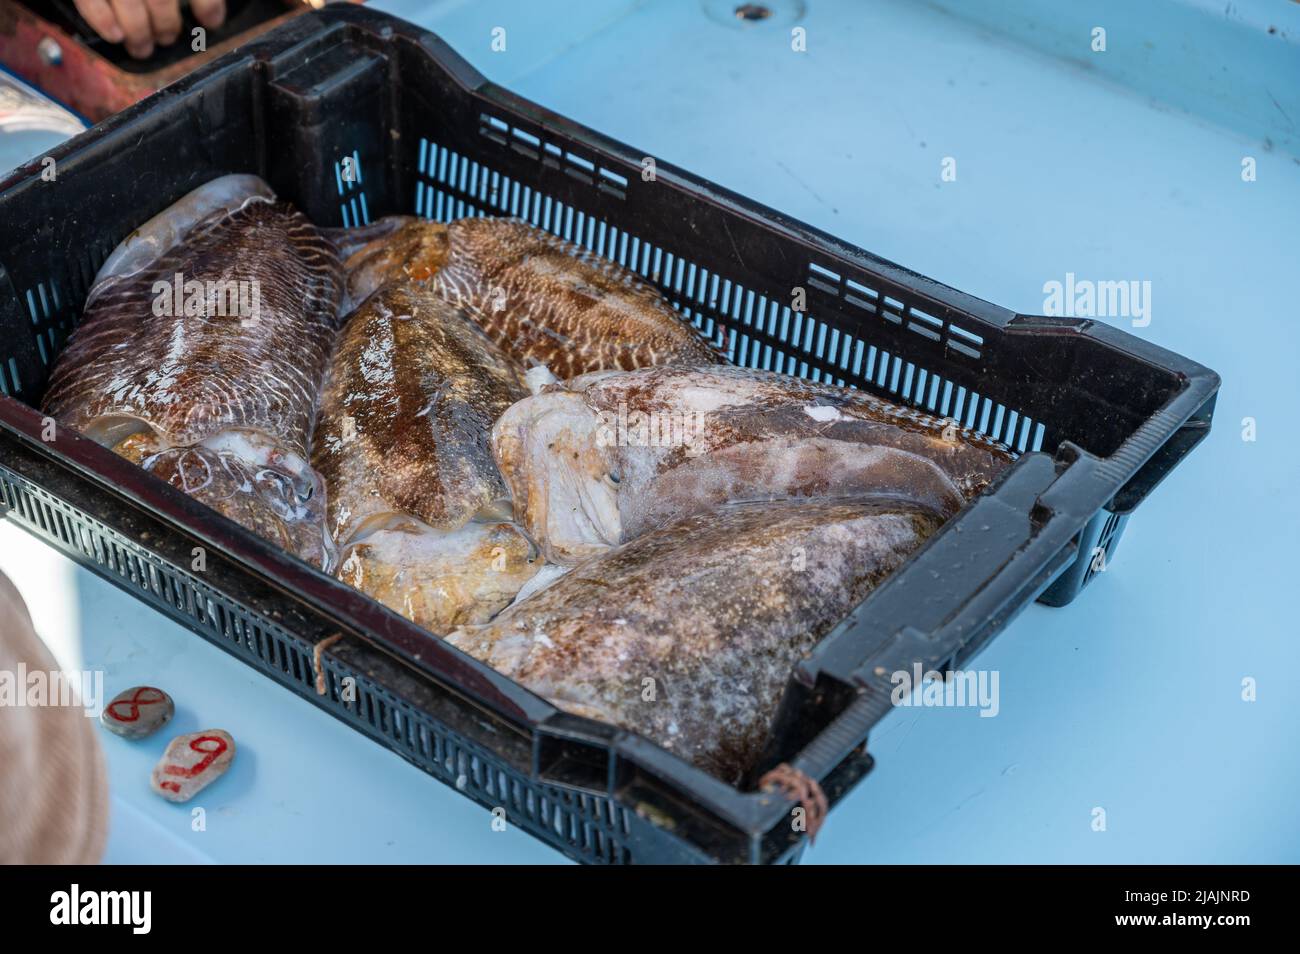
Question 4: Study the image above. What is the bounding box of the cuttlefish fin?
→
[320,215,418,258]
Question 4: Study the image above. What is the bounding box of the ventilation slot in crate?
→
[335,150,371,227]
[20,277,72,371]
[0,357,19,396]
[478,112,628,200]
[806,261,986,362]
[1083,510,1126,586]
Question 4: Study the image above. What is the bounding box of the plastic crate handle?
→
[1110,409,1215,514]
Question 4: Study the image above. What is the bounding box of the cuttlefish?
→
[334,215,723,377]
[491,364,1014,564]
[312,282,543,634]
[42,174,344,568]
[448,497,944,783]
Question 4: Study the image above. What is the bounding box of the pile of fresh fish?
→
[46,175,1014,785]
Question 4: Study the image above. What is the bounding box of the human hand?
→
[73,0,227,60]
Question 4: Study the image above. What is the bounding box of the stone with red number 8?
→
[150,729,237,803]
[100,685,174,739]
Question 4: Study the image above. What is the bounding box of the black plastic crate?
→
[0,6,1219,864]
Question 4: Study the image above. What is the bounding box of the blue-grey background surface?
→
[1,0,1296,863]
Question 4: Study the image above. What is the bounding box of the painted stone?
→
[100,686,174,739]
[150,729,236,803]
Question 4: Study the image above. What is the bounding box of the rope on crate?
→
[758,763,829,843]
[313,633,344,696]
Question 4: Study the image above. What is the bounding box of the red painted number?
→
[159,735,228,793]
[107,687,167,723]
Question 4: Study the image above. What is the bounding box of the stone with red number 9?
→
[100,685,174,739]
[150,729,236,803]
